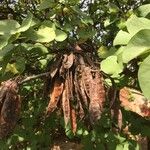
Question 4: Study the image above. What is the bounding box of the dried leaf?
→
[46,78,64,115]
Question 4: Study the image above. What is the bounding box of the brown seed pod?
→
[119,87,150,117]
[70,108,77,134]
[46,78,64,115]
[89,71,105,122]
[62,79,70,126]
[45,52,106,133]
[0,80,21,139]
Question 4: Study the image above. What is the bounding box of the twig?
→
[19,72,50,84]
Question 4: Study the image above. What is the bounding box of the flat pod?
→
[46,78,64,115]
[89,71,105,122]
[119,87,150,117]
[0,80,21,139]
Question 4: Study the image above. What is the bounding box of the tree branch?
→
[19,72,50,84]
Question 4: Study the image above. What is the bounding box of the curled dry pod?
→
[0,80,21,139]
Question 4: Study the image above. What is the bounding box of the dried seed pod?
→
[120,87,150,117]
[62,80,70,126]
[74,79,85,120]
[46,78,64,115]
[89,71,105,122]
[45,52,106,133]
[49,56,62,78]
[75,66,88,107]
[70,108,77,134]
[63,53,74,69]
[0,80,21,139]
[81,66,93,98]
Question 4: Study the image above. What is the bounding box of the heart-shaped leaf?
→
[138,54,150,100]
[0,20,20,35]
[123,29,150,63]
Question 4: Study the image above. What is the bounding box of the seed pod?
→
[89,71,105,123]
[0,80,21,139]
[46,78,64,115]
[120,87,150,117]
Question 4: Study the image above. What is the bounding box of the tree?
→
[0,0,150,149]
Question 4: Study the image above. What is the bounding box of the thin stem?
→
[19,72,50,84]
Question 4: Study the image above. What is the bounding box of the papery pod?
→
[46,78,64,115]
[74,63,89,107]
[70,108,77,134]
[120,87,150,117]
[89,71,105,122]
[62,78,70,126]
[74,78,85,120]
[0,80,21,139]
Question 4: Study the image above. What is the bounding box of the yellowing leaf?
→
[55,29,67,42]
[24,26,56,43]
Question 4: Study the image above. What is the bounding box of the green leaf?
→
[113,30,131,46]
[0,20,20,35]
[123,29,150,63]
[0,35,10,49]
[137,4,150,17]
[81,16,93,25]
[104,18,111,27]
[116,144,124,150]
[5,63,18,74]
[24,26,56,43]
[109,3,119,14]
[39,0,55,10]
[55,29,67,42]
[36,25,56,42]
[138,54,150,100]
[63,23,74,32]
[123,142,129,150]
[0,44,14,61]
[78,27,96,40]
[31,43,48,54]
[8,33,20,43]
[98,46,119,59]
[17,13,33,32]
[42,20,56,29]
[101,56,123,77]
[15,57,26,73]
[126,15,150,36]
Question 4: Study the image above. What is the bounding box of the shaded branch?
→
[19,72,50,84]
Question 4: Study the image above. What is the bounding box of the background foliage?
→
[0,0,150,149]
